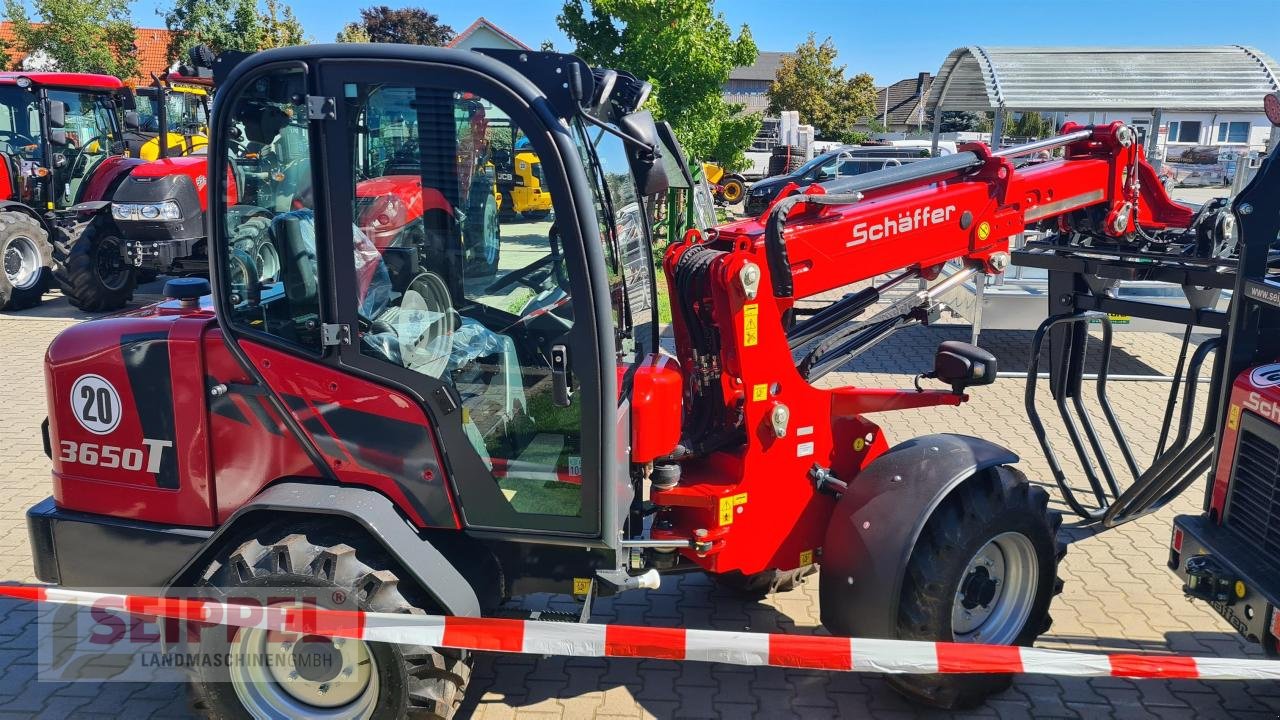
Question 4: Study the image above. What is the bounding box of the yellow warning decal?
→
[572,577,592,595]
[743,303,759,347]
[853,437,865,451]
[1228,404,1242,431]
[976,221,991,241]
[752,384,768,402]
[799,549,814,566]
[718,493,749,526]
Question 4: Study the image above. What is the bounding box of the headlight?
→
[112,201,182,221]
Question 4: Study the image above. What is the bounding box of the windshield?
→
[791,151,841,178]
[48,89,119,152]
[0,86,43,156]
[139,89,207,133]
[571,117,656,365]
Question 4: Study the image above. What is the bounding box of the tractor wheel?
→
[189,533,471,720]
[463,183,500,280]
[55,217,135,312]
[715,564,815,598]
[888,466,1064,710]
[718,175,745,205]
[0,211,52,310]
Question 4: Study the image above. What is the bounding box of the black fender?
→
[169,482,482,617]
[0,200,58,251]
[819,433,1017,638]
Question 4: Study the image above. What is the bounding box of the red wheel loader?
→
[24,44,1230,717]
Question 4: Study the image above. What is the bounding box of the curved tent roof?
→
[925,46,1280,113]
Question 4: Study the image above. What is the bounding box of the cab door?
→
[315,60,610,538]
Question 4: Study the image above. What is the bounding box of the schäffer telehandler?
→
[25,44,1230,718]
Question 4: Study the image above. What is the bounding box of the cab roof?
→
[0,72,124,91]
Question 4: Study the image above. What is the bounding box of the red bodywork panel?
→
[129,155,213,209]
[1209,364,1280,518]
[0,72,124,91]
[655,124,1197,576]
[78,156,144,203]
[0,154,13,201]
[45,301,459,530]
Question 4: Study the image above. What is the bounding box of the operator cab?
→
[0,73,126,209]
[212,47,664,536]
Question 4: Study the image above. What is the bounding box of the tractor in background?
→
[0,72,139,310]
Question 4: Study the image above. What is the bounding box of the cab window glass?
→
[220,68,321,349]
[343,81,583,518]
[572,121,654,366]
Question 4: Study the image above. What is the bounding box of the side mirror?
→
[124,110,141,131]
[49,128,68,147]
[928,341,996,393]
[47,100,66,129]
[617,110,669,196]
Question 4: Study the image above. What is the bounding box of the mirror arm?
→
[577,109,655,157]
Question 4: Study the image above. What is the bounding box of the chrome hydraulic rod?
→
[993,128,1096,159]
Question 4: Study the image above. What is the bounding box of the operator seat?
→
[270,209,319,312]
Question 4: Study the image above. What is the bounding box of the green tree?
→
[343,6,454,46]
[767,34,876,142]
[940,110,987,133]
[163,0,305,61]
[2,0,137,78]
[335,23,371,43]
[1011,111,1054,139]
[558,0,760,171]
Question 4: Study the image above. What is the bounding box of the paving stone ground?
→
[0,286,1277,719]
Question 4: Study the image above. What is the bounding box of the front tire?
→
[889,466,1064,709]
[464,181,500,280]
[55,217,135,312]
[190,532,470,720]
[0,211,53,310]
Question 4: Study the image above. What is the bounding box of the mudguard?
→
[819,433,1017,638]
[170,482,482,617]
[0,200,57,245]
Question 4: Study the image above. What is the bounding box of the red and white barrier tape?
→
[2,584,1277,680]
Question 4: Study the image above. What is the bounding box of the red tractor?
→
[106,69,502,310]
[24,45,1231,717]
[0,72,140,310]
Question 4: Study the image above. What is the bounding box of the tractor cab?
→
[0,73,127,210]
[127,77,211,159]
[211,46,665,535]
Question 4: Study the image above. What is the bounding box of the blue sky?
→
[122,0,1280,85]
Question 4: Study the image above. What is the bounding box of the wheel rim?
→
[257,241,281,282]
[229,608,379,719]
[723,181,742,202]
[4,235,41,291]
[94,237,131,292]
[951,531,1039,644]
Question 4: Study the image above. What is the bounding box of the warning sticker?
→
[718,493,749,526]
[799,549,814,566]
[572,578,592,596]
[977,221,991,241]
[743,304,759,347]
[1228,404,1241,431]
[797,441,814,458]
[752,384,768,402]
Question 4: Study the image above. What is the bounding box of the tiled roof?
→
[875,73,932,127]
[447,17,532,52]
[0,22,175,85]
[729,51,791,82]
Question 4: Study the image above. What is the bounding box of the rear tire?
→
[463,181,500,280]
[189,532,470,720]
[55,217,135,312]
[888,466,1064,709]
[0,211,52,310]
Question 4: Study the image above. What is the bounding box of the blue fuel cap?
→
[163,277,210,300]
